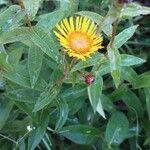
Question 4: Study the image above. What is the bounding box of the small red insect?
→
[84,74,95,85]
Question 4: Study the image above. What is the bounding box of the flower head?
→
[53,16,103,60]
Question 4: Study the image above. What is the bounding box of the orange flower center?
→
[69,32,91,53]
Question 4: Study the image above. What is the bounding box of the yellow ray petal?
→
[81,17,88,31]
[92,37,103,45]
[87,21,95,34]
[63,18,71,33]
[82,19,90,32]
[90,24,97,35]
[60,22,68,34]
[76,16,80,31]
[78,16,83,30]
[69,17,74,32]
[56,24,67,37]
[53,31,67,42]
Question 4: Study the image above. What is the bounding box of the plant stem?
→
[18,0,32,28]
[56,58,76,86]
[110,20,119,48]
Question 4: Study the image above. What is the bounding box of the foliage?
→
[0,0,150,149]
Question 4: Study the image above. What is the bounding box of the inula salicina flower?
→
[54,16,103,60]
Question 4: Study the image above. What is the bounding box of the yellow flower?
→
[53,16,103,60]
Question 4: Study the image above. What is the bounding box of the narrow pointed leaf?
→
[22,0,41,20]
[121,54,146,66]
[28,109,50,150]
[33,87,58,112]
[0,100,14,130]
[88,72,105,118]
[37,9,66,30]
[60,125,100,145]
[122,90,144,118]
[0,52,12,71]
[134,73,150,89]
[28,27,60,63]
[105,112,129,146]
[0,5,25,32]
[121,67,138,85]
[107,46,121,88]
[121,3,150,18]
[144,88,150,121]
[76,11,103,24]
[55,99,69,131]
[28,45,44,88]
[114,25,138,49]
[71,53,105,72]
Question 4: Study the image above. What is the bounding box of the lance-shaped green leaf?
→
[0,79,5,91]
[61,84,87,115]
[37,9,66,30]
[0,100,14,130]
[28,126,45,150]
[121,2,150,18]
[5,88,40,103]
[96,98,106,119]
[122,90,144,118]
[3,63,48,91]
[133,72,150,89]
[101,94,116,113]
[87,71,105,118]
[0,0,8,5]
[28,45,44,88]
[99,3,123,36]
[59,125,100,145]
[71,53,106,72]
[28,27,60,63]
[8,45,24,66]
[61,84,87,100]
[59,0,79,15]
[93,54,146,77]
[121,67,138,85]
[0,52,12,71]
[0,27,29,44]
[22,0,41,20]
[107,46,121,88]
[0,27,60,63]
[33,86,58,112]
[28,109,50,150]
[94,61,110,76]
[144,88,150,121]
[76,11,103,24]
[121,54,146,66]
[14,102,38,123]
[3,64,31,88]
[0,44,5,52]
[0,5,25,32]
[105,112,129,146]
[109,85,127,101]
[144,137,150,146]
[55,99,69,131]
[114,25,138,49]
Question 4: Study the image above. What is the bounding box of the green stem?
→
[18,0,32,28]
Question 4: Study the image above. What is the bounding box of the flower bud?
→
[84,74,95,85]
